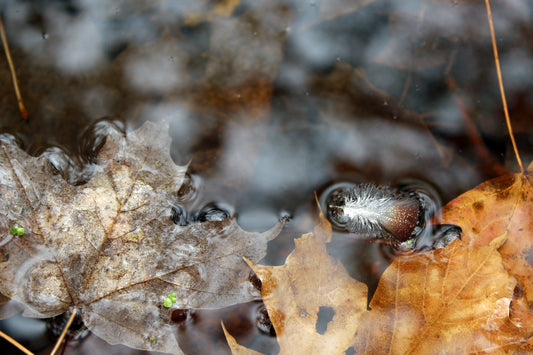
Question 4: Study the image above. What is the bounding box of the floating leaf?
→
[0,121,282,354]
[244,212,367,354]
[353,239,528,354]
[224,212,367,354]
[439,162,533,310]
[227,212,531,354]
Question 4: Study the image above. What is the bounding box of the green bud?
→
[163,297,173,308]
[169,292,177,302]
[9,226,24,236]
[151,336,156,342]
[406,240,413,245]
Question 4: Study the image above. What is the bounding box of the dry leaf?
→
[226,212,530,354]
[439,162,533,309]
[0,121,282,354]
[353,239,527,354]
[226,212,368,354]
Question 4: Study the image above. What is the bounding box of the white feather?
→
[328,183,419,240]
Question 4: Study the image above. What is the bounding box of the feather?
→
[327,183,420,241]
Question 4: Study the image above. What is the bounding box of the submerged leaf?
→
[0,121,282,354]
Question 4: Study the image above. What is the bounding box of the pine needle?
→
[0,16,28,120]
[485,0,524,173]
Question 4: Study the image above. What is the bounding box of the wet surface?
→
[1,0,532,354]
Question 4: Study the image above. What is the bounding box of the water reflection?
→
[0,0,532,353]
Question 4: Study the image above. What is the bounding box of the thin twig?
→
[0,330,35,355]
[0,15,28,120]
[50,308,78,355]
[485,0,524,173]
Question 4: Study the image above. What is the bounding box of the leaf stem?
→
[484,0,524,173]
[50,307,78,355]
[0,330,34,355]
[0,15,28,120]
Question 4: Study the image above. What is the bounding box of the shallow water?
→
[0,0,532,354]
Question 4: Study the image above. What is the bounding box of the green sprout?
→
[406,240,413,245]
[168,292,177,303]
[163,298,173,308]
[163,292,177,308]
[151,336,156,342]
[9,226,25,236]
[5,291,10,295]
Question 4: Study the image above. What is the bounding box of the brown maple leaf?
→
[225,211,531,354]
[0,121,282,354]
[353,239,528,354]
[438,161,533,332]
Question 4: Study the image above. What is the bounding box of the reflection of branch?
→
[0,16,28,120]
[447,76,507,177]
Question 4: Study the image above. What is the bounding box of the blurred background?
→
[0,0,532,354]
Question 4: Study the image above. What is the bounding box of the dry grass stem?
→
[485,0,524,173]
[0,329,35,355]
[50,308,78,355]
[0,16,28,120]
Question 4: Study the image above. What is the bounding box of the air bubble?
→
[256,303,275,336]
[39,146,86,184]
[171,309,189,324]
[279,211,292,223]
[79,119,125,164]
[171,205,188,226]
[320,182,357,230]
[0,133,23,148]
[248,272,262,291]
[194,203,230,223]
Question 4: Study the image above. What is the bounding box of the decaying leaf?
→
[226,212,531,354]
[353,239,528,354]
[439,162,533,310]
[243,212,368,355]
[0,121,282,354]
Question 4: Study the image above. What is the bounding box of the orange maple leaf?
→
[439,162,533,311]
